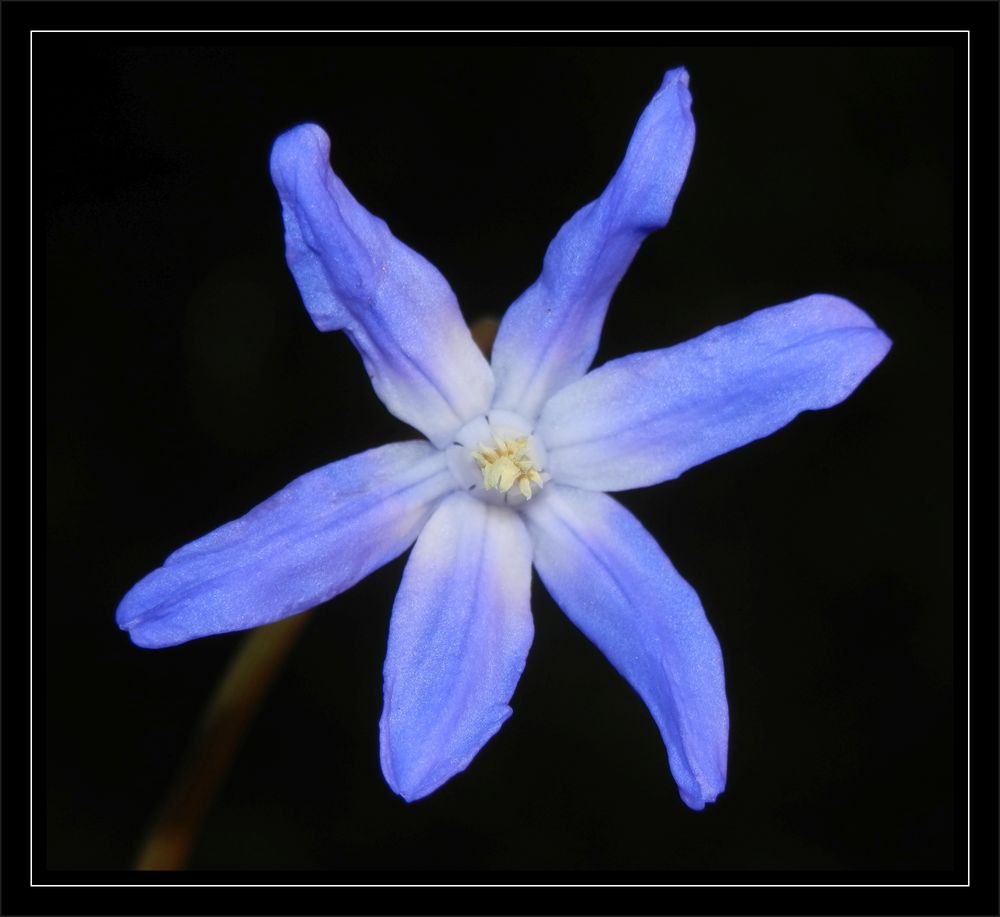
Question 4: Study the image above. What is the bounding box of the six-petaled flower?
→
[117,68,891,809]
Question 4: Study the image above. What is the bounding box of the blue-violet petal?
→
[490,67,695,419]
[538,294,892,492]
[117,442,454,648]
[523,485,728,810]
[380,491,534,801]
[270,124,495,447]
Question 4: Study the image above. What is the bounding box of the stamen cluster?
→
[471,436,544,500]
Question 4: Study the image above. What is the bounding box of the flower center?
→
[471,436,543,500]
[446,410,549,507]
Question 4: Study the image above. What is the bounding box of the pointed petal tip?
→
[272,121,328,150]
[113,559,218,650]
[811,291,870,318]
[117,615,176,650]
[380,701,516,803]
[269,122,330,182]
[114,590,156,641]
[380,748,451,804]
[657,66,692,114]
[680,786,721,811]
[124,629,172,651]
[679,768,726,811]
[805,292,882,328]
[116,597,192,649]
[807,292,893,366]
[869,326,893,365]
[387,774,436,804]
[662,65,690,90]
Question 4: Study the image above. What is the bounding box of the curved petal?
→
[270,124,494,446]
[117,442,454,648]
[522,485,727,810]
[491,67,696,419]
[539,294,892,492]
[380,491,534,801]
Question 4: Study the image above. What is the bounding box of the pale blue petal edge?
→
[270,124,495,447]
[117,442,454,648]
[380,491,534,801]
[523,485,728,810]
[539,294,892,492]
[491,67,696,420]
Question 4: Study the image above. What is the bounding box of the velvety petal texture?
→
[270,124,494,447]
[117,442,454,648]
[523,485,728,810]
[491,67,696,420]
[380,492,534,801]
[539,294,892,492]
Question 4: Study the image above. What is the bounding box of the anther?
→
[470,435,544,501]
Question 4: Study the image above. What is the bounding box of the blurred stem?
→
[470,315,499,359]
[134,611,313,870]
[135,316,498,871]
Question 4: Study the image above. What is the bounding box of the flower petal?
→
[380,491,534,801]
[539,294,892,492]
[490,67,696,420]
[117,442,454,648]
[270,124,494,446]
[522,485,727,809]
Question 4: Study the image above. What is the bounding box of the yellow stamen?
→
[470,436,544,500]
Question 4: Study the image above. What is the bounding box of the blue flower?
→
[117,68,891,809]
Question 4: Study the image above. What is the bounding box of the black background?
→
[41,34,961,875]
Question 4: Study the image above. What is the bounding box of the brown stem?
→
[133,611,314,870]
[469,315,499,359]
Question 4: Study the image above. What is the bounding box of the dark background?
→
[43,40,957,873]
